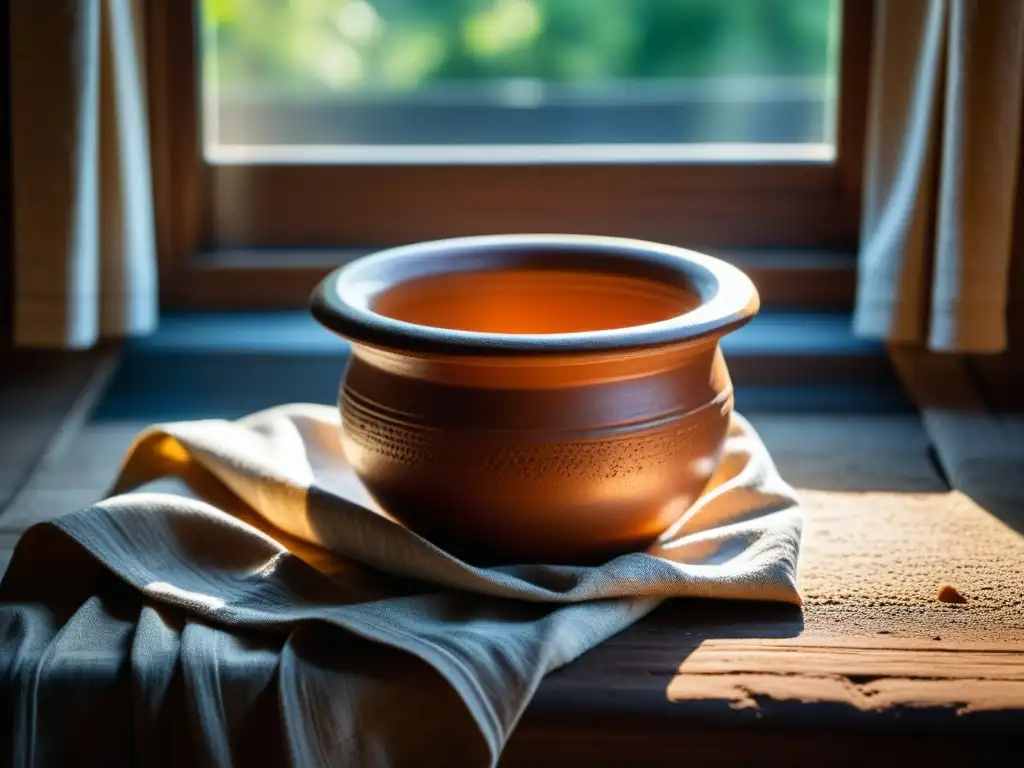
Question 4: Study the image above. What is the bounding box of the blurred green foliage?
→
[203,0,837,94]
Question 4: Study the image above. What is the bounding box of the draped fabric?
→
[1,404,802,766]
[855,0,1024,353]
[11,0,157,349]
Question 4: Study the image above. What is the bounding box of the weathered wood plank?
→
[669,673,1024,714]
[0,350,118,517]
[580,637,1024,679]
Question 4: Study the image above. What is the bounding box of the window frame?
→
[146,0,872,309]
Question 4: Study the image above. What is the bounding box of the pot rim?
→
[311,234,759,357]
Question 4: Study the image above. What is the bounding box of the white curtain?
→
[11,0,157,349]
[856,0,1024,353]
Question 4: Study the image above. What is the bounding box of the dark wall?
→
[1,0,11,352]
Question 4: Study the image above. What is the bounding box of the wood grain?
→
[206,163,859,252]
[668,638,1024,714]
[675,638,1024,679]
[0,351,116,511]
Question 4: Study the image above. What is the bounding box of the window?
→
[146,1,871,307]
[203,0,839,156]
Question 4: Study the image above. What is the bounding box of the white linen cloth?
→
[1,404,802,766]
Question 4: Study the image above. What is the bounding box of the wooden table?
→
[2,352,1022,764]
[500,412,1024,763]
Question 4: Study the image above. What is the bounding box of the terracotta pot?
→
[311,235,758,565]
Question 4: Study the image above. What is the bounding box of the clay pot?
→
[311,235,758,565]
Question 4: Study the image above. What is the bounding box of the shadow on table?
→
[945,453,1024,539]
[504,598,808,760]
[521,597,804,714]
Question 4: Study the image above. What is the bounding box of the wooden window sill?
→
[162,249,860,311]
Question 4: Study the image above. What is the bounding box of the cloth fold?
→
[855,0,1024,353]
[1,404,801,766]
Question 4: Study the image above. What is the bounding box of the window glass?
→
[201,0,840,160]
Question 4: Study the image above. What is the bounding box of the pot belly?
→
[339,346,733,565]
